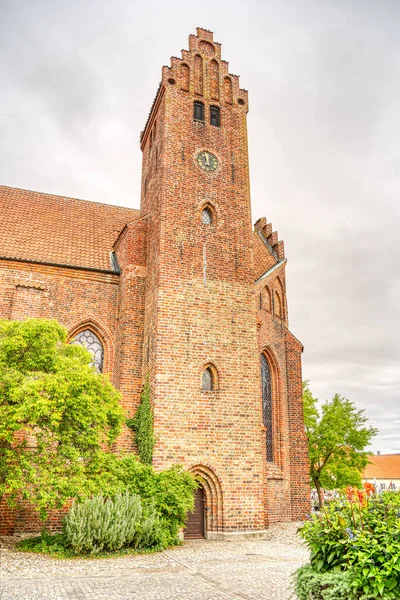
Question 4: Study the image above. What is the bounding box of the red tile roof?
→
[0,186,140,272]
[363,454,400,479]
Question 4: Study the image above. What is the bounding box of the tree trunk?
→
[315,481,324,509]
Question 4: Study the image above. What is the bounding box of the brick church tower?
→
[138,28,309,536]
[0,28,309,537]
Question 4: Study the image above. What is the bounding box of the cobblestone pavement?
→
[0,523,308,600]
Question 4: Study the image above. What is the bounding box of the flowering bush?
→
[296,487,400,599]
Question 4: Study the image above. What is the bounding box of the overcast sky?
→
[1,0,399,454]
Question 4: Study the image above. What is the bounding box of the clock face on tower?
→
[197,151,218,172]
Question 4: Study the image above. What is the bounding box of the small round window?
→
[201,207,213,225]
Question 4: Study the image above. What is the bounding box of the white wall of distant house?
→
[363,478,400,490]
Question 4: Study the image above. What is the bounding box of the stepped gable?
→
[141,27,249,148]
[0,186,139,272]
[253,217,286,280]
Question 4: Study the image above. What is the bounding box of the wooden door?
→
[184,486,205,539]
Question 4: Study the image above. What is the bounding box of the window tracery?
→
[261,353,273,461]
[72,329,104,373]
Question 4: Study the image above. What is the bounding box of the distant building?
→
[363,454,400,491]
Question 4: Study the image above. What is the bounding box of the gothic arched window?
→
[202,367,214,391]
[261,353,274,461]
[72,329,104,373]
[201,207,213,225]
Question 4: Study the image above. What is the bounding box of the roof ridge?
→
[0,185,140,213]
[373,453,400,457]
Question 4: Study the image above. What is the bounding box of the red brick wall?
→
[0,255,143,532]
[113,218,148,451]
[0,28,309,536]
[256,259,309,522]
[286,329,310,520]
[140,28,266,531]
[0,497,17,535]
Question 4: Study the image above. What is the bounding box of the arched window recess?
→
[261,352,274,462]
[201,363,218,391]
[67,317,113,375]
[72,329,104,373]
[200,202,216,226]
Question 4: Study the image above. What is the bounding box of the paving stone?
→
[0,522,308,600]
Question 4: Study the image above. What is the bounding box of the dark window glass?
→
[261,354,273,461]
[194,101,204,122]
[210,106,220,127]
[202,367,213,391]
[201,207,212,225]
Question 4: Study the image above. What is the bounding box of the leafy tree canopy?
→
[0,318,124,515]
[303,381,378,507]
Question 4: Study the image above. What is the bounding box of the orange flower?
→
[363,482,375,497]
[346,486,356,502]
[356,488,367,507]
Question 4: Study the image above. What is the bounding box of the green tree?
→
[0,318,124,516]
[127,375,155,465]
[303,381,378,509]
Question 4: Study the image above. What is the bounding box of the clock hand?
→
[205,152,210,166]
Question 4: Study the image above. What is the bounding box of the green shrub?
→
[294,564,400,600]
[126,375,155,465]
[297,489,400,598]
[294,564,356,600]
[85,454,198,547]
[18,532,74,558]
[63,491,160,554]
[19,455,198,556]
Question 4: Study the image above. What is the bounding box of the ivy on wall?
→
[126,375,155,465]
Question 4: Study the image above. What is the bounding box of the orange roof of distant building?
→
[0,186,139,272]
[363,454,400,479]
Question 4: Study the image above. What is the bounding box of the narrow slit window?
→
[194,101,205,122]
[210,106,220,127]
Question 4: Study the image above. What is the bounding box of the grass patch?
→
[16,532,166,559]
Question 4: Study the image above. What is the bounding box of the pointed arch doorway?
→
[184,486,205,539]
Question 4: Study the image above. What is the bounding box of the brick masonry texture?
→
[0,28,309,536]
